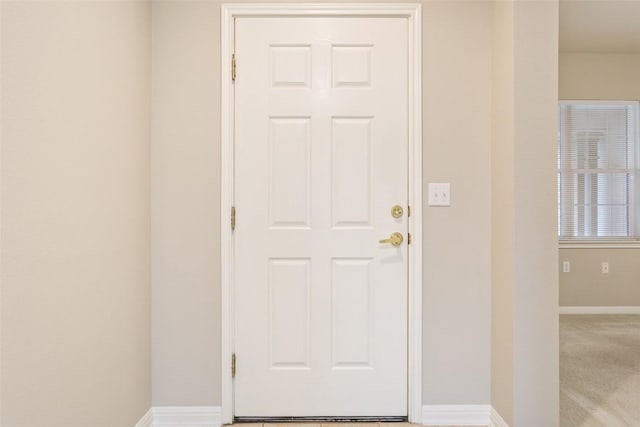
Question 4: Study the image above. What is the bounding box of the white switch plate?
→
[428,183,451,206]
[562,261,570,273]
[602,262,609,274]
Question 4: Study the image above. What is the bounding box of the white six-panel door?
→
[234,16,408,417]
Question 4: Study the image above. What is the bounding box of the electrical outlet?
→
[601,262,609,274]
[562,261,570,273]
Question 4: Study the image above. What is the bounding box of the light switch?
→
[428,183,451,206]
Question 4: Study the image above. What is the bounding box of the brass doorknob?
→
[379,232,404,247]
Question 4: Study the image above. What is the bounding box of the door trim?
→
[220,4,422,423]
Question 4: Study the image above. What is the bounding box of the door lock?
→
[391,205,404,218]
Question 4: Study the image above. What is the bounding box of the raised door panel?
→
[331,117,373,229]
[269,117,311,228]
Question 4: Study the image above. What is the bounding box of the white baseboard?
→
[134,406,222,427]
[422,405,490,426]
[560,306,640,314]
[138,405,499,427]
[135,409,153,427]
[489,407,509,427]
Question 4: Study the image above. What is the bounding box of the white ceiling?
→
[560,0,640,53]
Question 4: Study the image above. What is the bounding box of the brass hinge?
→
[231,353,236,378]
[231,54,237,81]
[407,205,411,217]
[231,206,236,231]
[408,233,412,245]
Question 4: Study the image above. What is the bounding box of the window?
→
[558,101,639,241]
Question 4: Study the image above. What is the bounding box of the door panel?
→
[269,258,311,368]
[268,117,311,228]
[331,117,372,228]
[331,258,373,368]
[234,16,408,417]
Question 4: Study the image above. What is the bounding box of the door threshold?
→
[234,417,408,423]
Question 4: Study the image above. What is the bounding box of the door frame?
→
[220,4,422,423]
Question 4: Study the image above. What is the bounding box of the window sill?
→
[559,240,640,249]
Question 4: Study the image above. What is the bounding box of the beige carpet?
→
[560,315,640,427]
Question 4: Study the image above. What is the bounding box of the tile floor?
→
[232,423,483,427]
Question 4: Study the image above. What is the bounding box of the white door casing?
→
[220,4,422,423]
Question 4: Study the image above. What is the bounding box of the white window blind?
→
[558,101,639,240]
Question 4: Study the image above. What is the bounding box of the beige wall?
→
[0,1,151,426]
[491,1,515,423]
[492,2,559,426]
[151,0,493,407]
[559,52,640,308]
[560,248,640,306]
[512,3,559,425]
[559,53,640,100]
[151,0,222,405]
[421,0,492,405]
